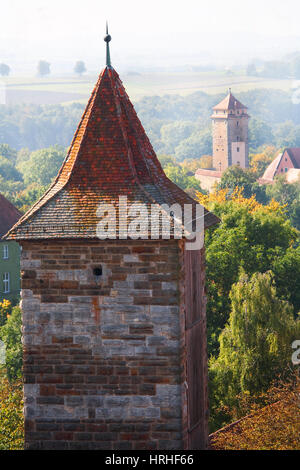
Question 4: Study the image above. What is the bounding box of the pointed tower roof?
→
[213,90,247,111]
[5,33,219,241]
[0,193,22,238]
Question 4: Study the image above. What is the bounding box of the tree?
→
[160,121,195,153]
[0,378,24,450]
[19,145,66,186]
[37,60,51,77]
[291,56,300,79]
[210,376,300,449]
[74,61,87,76]
[197,188,299,356]
[246,63,257,76]
[11,183,48,214]
[249,118,275,150]
[0,155,22,182]
[0,63,10,77]
[0,300,12,327]
[217,165,265,200]
[260,61,288,79]
[158,154,179,169]
[175,128,212,161]
[181,156,212,173]
[209,271,299,430]
[249,145,277,177]
[0,144,17,164]
[164,164,204,192]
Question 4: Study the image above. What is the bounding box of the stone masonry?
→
[21,239,200,450]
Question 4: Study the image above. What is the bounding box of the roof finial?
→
[104,22,112,67]
[229,87,232,94]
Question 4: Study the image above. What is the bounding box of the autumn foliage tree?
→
[0,378,24,450]
[209,271,299,431]
[197,187,299,356]
[210,376,300,450]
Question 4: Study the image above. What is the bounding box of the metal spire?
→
[104,22,112,67]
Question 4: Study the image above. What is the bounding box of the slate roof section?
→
[0,193,22,238]
[5,66,219,240]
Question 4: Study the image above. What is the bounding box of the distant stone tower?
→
[211,90,249,171]
[5,31,219,450]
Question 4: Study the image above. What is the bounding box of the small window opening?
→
[93,266,103,277]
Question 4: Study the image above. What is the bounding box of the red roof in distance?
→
[286,148,300,168]
[0,193,22,238]
[213,91,248,111]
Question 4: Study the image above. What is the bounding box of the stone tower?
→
[211,90,249,171]
[5,33,219,450]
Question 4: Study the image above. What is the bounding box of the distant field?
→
[1,72,294,105]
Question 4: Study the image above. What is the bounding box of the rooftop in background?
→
[0,193,22,238]
[260,148,300,184]
[213,90,248,111]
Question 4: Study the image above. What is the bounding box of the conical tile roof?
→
[213,91,247,111]
[6,66,219,240]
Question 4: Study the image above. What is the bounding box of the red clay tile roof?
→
[286,148,300,168]
[5,66,219,240]
[261,153,283,182]
[195,169,222,178]
[213,91,247,111]
[0,193,22,238]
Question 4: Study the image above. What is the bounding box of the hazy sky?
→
[1,0,300,72]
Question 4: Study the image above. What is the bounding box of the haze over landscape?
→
[2,0,300,74]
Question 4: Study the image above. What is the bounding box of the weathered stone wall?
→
[21,240,185,450]
[228,116,249,168]
[212,118,229,171]
[212,114,249,170]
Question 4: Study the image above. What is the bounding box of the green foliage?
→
[0,103,84,151]
[175,128,212,161]
[205,197,299,355]
[160,121,195,153]
[164,164,204,193]
[0,144,17,164]
[246,63,257,76]
[0,155,22,181]
[249,118,275,150]
[249,145,277,177]
[217,165,268,202]
[209,271,299,431]
[74,61,87,76]
[0,307,23,381]
[0,63,10,77]
[37,60,51,76]
[19,145,66,186]
[266,177,300,230]
[0,300,13,327]
[10,183,48,213]
[0,89,300,156]
[275,121,300,148]
[158,154,179,169]
[0,378,24,450]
